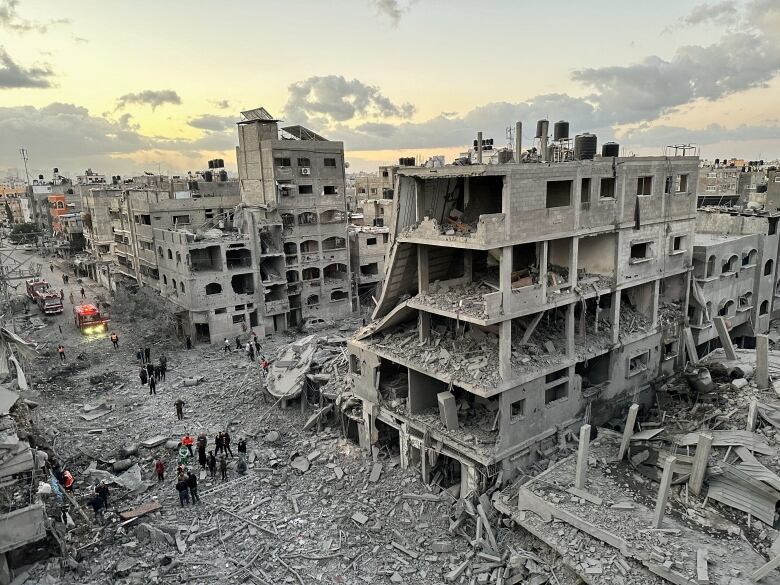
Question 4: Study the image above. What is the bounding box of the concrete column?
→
[651,279,660,330]
[415,178,425,221]
[689,433,712,496]
[417,245,429,293]
[570,237,579,288]
[539,240,549,299]
[574,424,591,490]
[0,552,8,585]
[611,291,621,345]
[713,317,737,360]
[757,334,769,390]
[617,404,640,461]
[477,132,483,164]
[499,320,512,381]
[565,303,576,358]
[514,122,522,162]
[420,444,430,484]
[399,423,409,469]
[500,246,513,313]
[461,461,479,498]
[464,249,473,283]
[653,456,676,528]
[361,402,373,453]
[464,177,470,208]
[419,312,430,342]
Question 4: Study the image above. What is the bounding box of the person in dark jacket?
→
[235,337,241,350]
[198,442,207,469]
[223,431,234,458]
[144,347,151,363]
[187,472,200,504]
[214,432,224,455]
[138,347,145,364]
[146,362,154,380]
[237,438,247,457]
[159,354,167,381]
[185,335,192,350]
[219,454,228,481]
[176,475,190,507]
[207,451,216,478]
[149,375,157,395]
[88,495,106,522]
[95,481,110,507]
[139,367,148,386]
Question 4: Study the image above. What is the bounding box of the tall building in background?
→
[236,107,353,333]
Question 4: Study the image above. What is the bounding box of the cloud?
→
[619,122,780,147]
[212,99,231,110]
[284,75,415,125]
[0,47,53,88]
[373,0,402,24]
[572,31,780,124]
[116,89,182,111]
[0,0,68,33]
[187,114,235,132]
[684,2,737,26]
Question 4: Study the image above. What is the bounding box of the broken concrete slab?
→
[368,462,382,483]
[436,391,458,431]
[119,500,161,522]
[140,435,168,448]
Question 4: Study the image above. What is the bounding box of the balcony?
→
[265,299,290,315]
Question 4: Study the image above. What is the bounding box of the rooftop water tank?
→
[574,133,598,160]
[602,142,620,157]
[553,121,569,141]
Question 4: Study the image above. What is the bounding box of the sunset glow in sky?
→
[1,0,780,177]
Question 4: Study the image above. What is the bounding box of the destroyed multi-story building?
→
[689,207,780,356]
[349,225,390,305]
[106,179,240,289]
[235,107,353,332]
[348,127,698,491]
[354,165,397,201]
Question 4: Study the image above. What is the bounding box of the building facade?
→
[236,108,353,333]
[347,153,698,492]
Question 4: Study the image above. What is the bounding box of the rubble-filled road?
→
[9,254,575,585]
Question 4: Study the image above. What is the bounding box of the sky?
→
[1,0,780,179]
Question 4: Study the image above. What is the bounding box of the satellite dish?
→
[344,162,350,168]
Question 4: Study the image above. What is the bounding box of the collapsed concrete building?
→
[236,107,353,332]
[348,137,698,492]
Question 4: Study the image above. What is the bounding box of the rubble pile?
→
[413,281,493,320]
[370,324,502,389]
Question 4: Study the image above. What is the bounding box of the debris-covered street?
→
[3,250,578,585]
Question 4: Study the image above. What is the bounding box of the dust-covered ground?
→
[6,249,576,585]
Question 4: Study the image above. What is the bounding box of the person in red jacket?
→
[182,434,194,456]
[62,468,74,491]
[154,458,165,482]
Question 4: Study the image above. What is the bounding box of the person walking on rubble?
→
[155,458,165,482]
[237,454,247,476]
[146,361,154,381]
[69,291,74,306]
[153,363,161,381]
[219,454,228,481]
[59,288,64,300]
[185,335,192,350]
[247,342,255,362]
[214,431,224,455]
[254,335,261,355]
[95,480,110,508]
[80,287,85,299]
[139,366,148,386]
[223,338,230,353]
[223,430,234,458]
[235,336,241,350]
[175,398,184,420]
[110,332,119,349]
[198,441,207,469]
[88,494,106,523]
[159,354,167,377]
[207,451,216,478]
[187,471,200,504]
[57,344,66,362]
[148,374,157,395]
[138,347,145,364]
[144,347,151,364]
[237,438,247,458]
[176,474,190,507]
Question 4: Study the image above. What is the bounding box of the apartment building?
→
[107,182,240,288]
[354,165,397,201]
[347,144,698,491]
[349,225,390,304]
[155,224,263,343]
[689,208,780,356]
[236,107,353,333]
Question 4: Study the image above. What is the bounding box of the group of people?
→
[223,332,270,375]
[138,349,167,394]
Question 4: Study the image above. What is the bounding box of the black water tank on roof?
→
[574,133,598,160]
[208,160,215,169]
[216,159,224,168]
[204,171,213,182]
[602,142,620,157]
[535,119,548,138]
[553,121,569,141]
[219,170,228,182]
